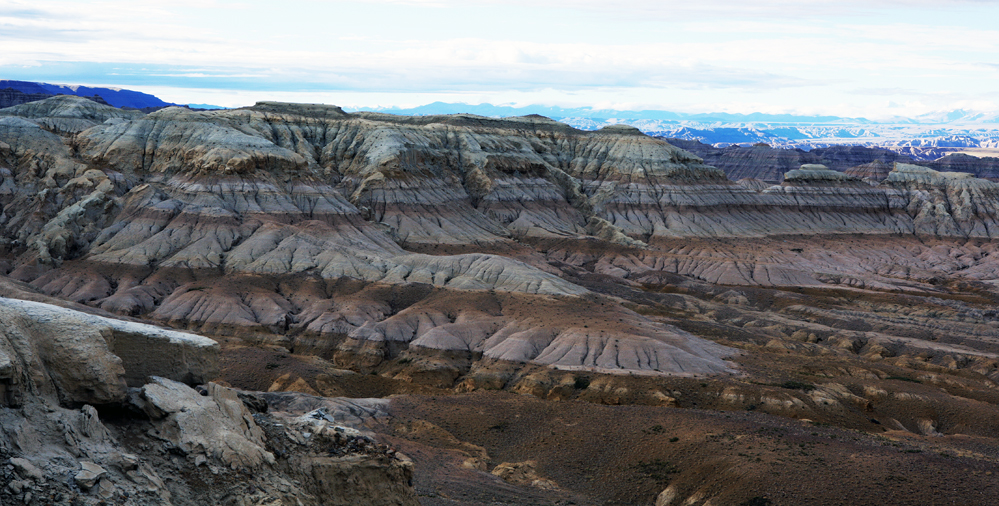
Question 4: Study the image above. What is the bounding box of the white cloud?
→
[2,0,999,118]
[350,0,999,19]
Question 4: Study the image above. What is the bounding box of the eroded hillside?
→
[4,96,999,505]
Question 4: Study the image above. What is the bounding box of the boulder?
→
[0,297,218,408]
[74,461,106,489]
[491,460,558,490]
[9,457,43,481]
[138,377,274,469]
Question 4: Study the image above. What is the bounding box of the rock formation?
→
[0,97,748,378]
[0,291,418,505]
[4,95,999,505]
[0,296,217,403]
[4,96,999,382]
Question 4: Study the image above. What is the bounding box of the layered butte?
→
[4,96,999,379]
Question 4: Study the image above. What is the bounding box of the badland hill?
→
[2,96,999,505]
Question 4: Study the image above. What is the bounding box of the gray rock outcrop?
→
[0,297,218,402]
[0,286,418,505]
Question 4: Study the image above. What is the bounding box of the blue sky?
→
[2,0,999,118]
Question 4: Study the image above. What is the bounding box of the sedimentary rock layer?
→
[5,96,999,377]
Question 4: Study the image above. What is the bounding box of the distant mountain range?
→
[352,102,999,152]
[351,102,863,124]
[3,79,997,154]
[0,80,173,109]
[353,102,999,126]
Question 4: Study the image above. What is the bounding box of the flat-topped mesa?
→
[886,162,979,185]
[782,164,861,184]
[622,161,999,240]
[752,165,903,236]
[921,153,999,180]
[250,101,349,117]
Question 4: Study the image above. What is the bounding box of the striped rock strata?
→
[5,96,999,376]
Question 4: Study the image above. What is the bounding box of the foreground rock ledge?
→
[0,295,419,506]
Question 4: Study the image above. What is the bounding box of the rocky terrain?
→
[3,95,999,504]
[0,280,418,505]
[667,138,999,183]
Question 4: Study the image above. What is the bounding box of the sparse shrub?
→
[669,437,679,443]
[647,424,665,434]
[265,363,279,370]
[886,376,921,383]
[742,497,771,506]
[573,376,590,389]
[634,459,677,483]
[778,381,816,392]
[398,357,412,365]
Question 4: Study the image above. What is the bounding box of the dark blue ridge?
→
[0,79,174,109]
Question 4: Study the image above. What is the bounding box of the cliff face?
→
[4,96,999,380]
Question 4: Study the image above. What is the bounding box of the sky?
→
[2,0,999,119]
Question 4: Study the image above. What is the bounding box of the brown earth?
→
[208,238,999,504]
[3,97,999,505]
